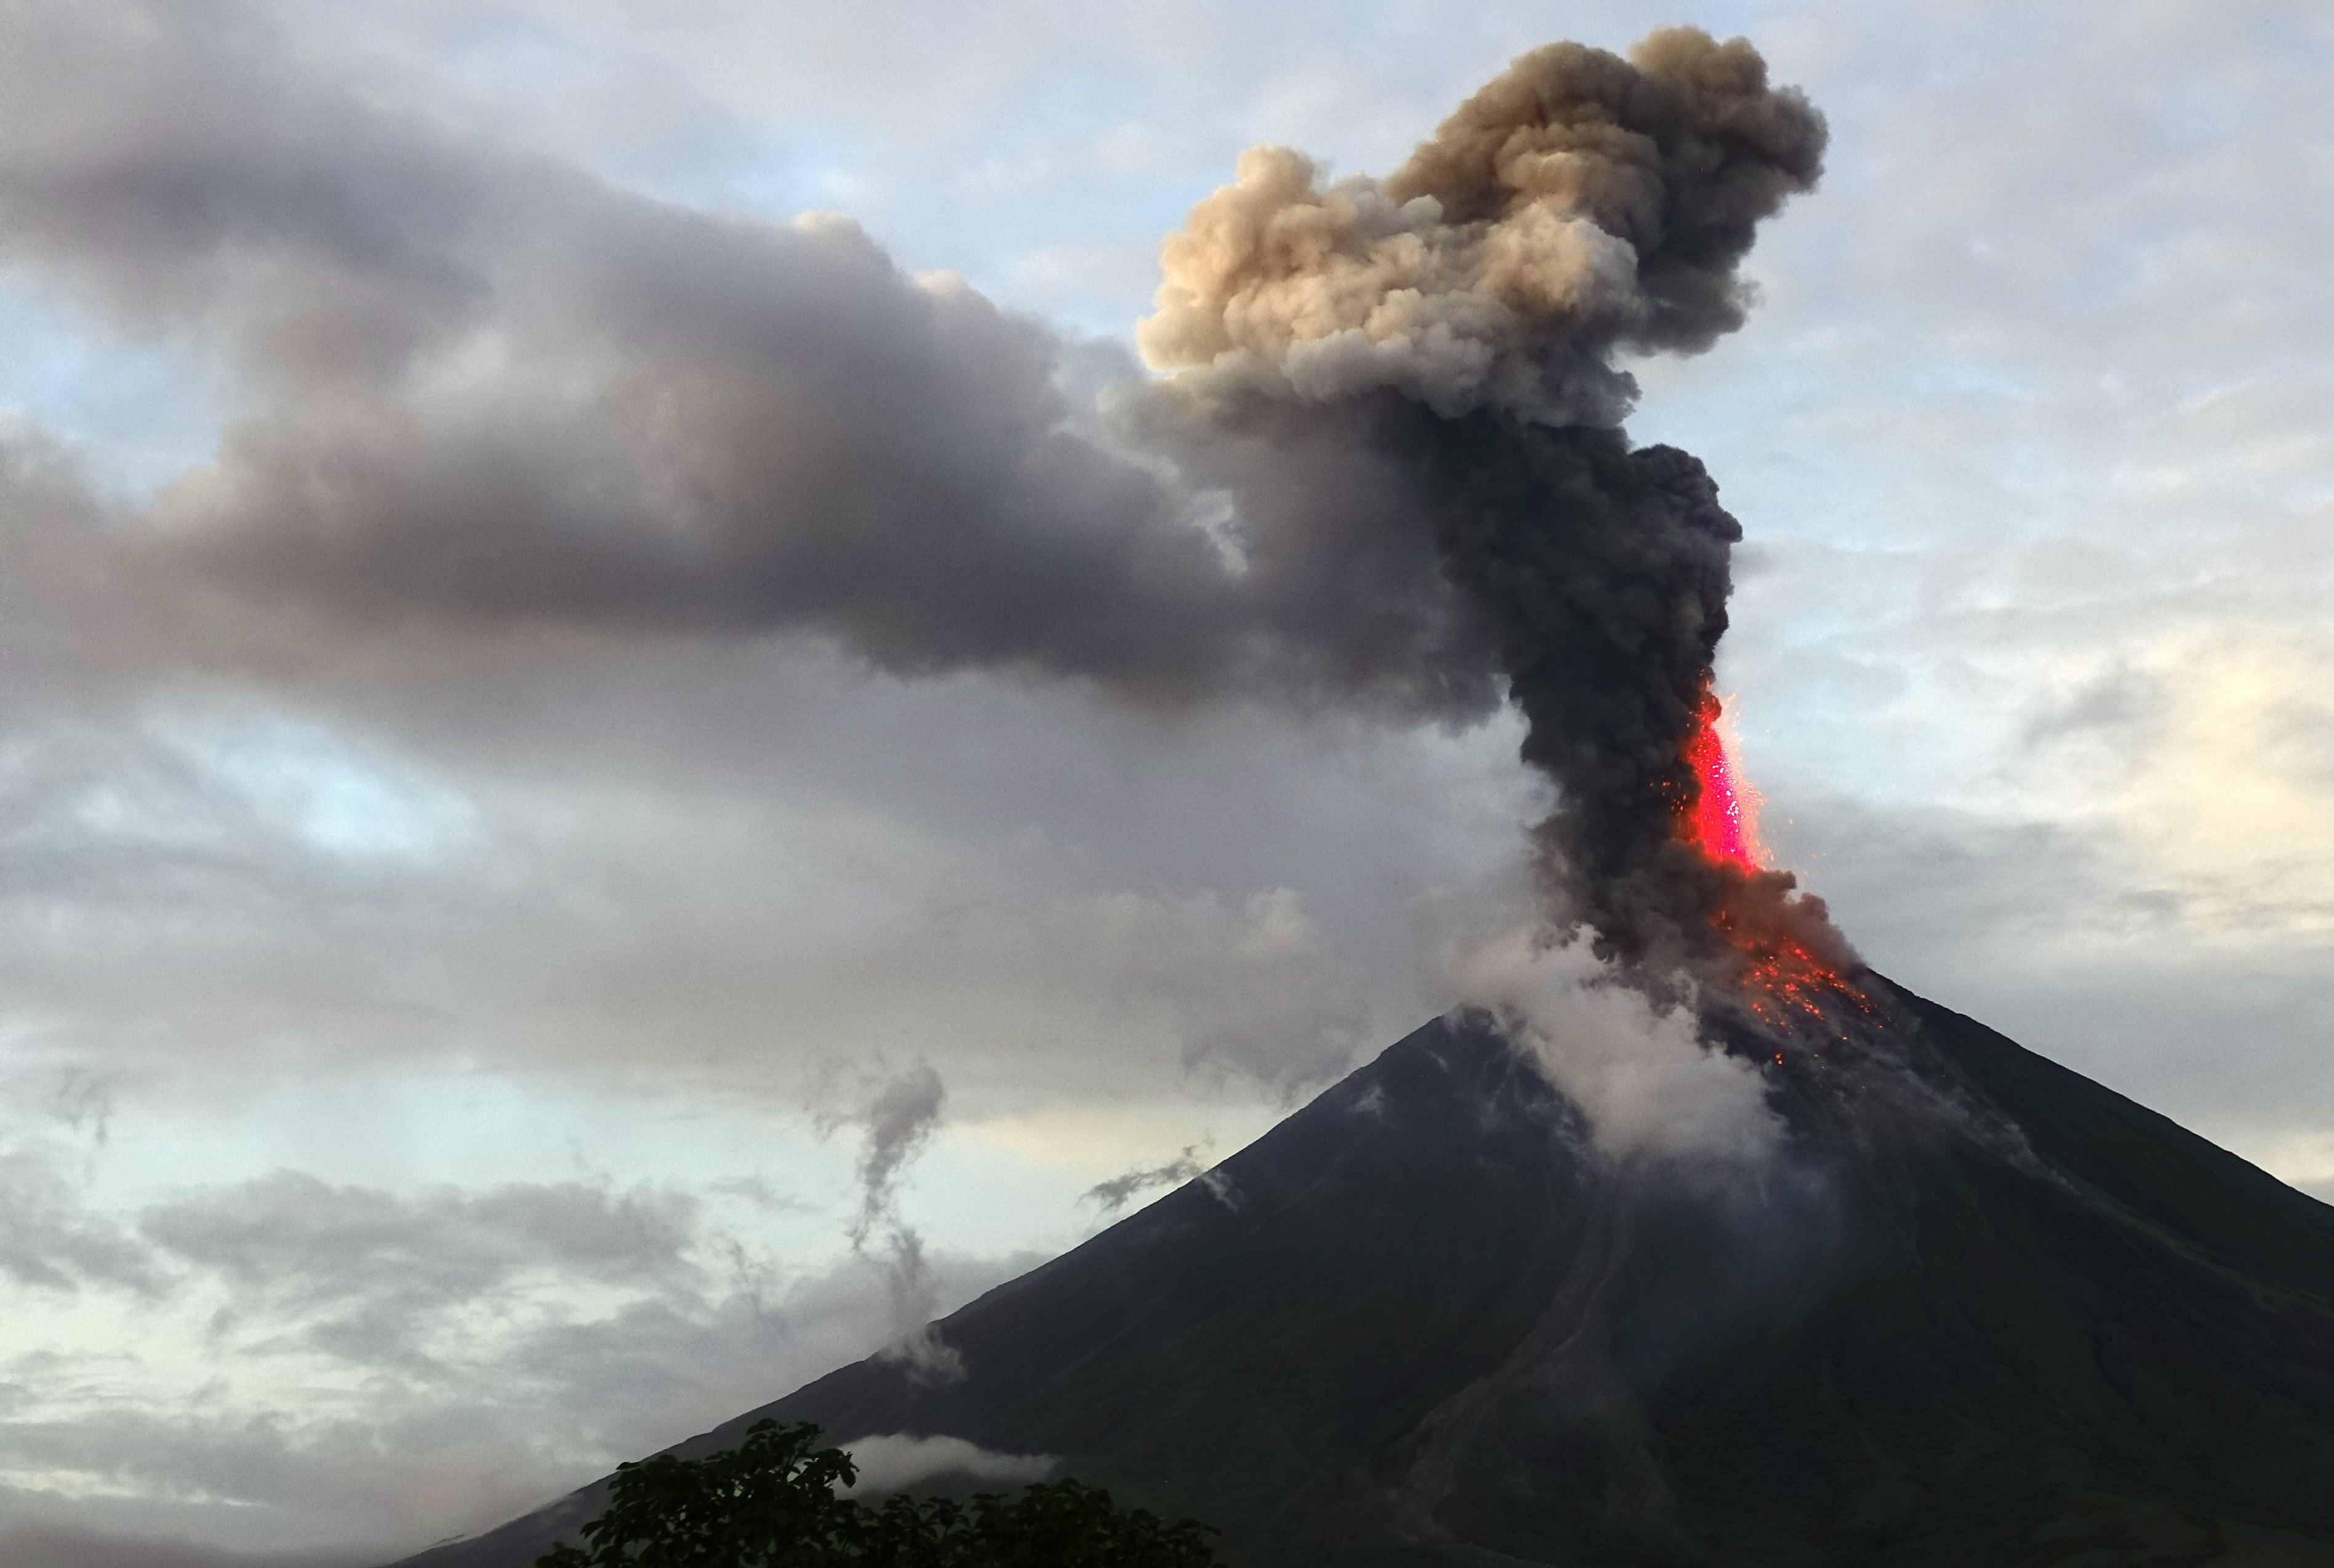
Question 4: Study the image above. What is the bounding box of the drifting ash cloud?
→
[0,0,1490,720]
[2,0,1839,999]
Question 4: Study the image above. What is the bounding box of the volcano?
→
[395,983,2334,1567]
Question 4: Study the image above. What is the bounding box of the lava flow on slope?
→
[1676,688,1872,1034]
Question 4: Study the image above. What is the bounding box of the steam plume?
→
[820,1061,960,1382]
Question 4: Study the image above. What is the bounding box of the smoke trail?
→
[840,1062,945,1251]
[820,1061,961,1382]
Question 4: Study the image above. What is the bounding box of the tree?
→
[539,1420,1220,1567]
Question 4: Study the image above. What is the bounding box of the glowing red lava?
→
[1677,687,1872,1030]
[1681,690,1765,868]
[1726,924,1871,1029]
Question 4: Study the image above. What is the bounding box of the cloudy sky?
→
[1,1,2329,1563]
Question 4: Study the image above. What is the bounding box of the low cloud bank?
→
[837,1434,1057,1498]
[0,1521,369,1568]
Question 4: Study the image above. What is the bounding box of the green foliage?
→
[538,1419,1219,1567]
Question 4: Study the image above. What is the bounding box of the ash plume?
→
[1139,28,1845,982]
[1141,30,1825,422]
[0,0,1494,721]
[0,4,1845,993]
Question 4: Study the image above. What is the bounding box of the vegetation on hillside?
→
[538,1418,1219,1566]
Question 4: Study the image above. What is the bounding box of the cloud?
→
[1,3,2332,1564]
[0,1520,365,1568]
[0,11,1836,1018]
[0,665,1517,1111]
[143,1176,699,1297]
[1442,926,1781,1167]
[492,1244,1045,1457]
[0,1071,156,1311]
[138,1174,700,1370]
[0,1206,1041,1558]
[0,0,1843,1103]
[0,1154,153,1295]
[830,1065,945,1254]
[1081,1143,1209,1215]
[1045,885,1376,1088]
[0,1089,1045,1558]
[836,1434,1056,1497]
[817,1062,961,1382]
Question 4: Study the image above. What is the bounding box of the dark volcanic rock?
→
[393,982,2334,1566]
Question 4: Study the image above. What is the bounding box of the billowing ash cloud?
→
[0,3,1837,986]
[1138,28,1840,977]
[1141,30,1826,423]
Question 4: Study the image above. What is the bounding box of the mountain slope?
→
[396,982,2334,1567]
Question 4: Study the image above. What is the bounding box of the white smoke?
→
[819,1060,964,1383]
[836,1433,1057,1498]
[1443,926,1783,1167]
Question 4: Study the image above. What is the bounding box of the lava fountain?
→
[1676,686,1870,1032]
[1681,689,1765,870]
